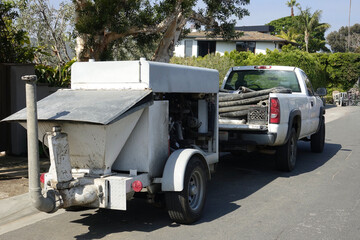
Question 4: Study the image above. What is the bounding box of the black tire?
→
[276,128,297,172]
[165,156,207,224]
[311,117,325,153]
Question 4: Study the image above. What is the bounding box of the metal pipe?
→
[23,75,56,213]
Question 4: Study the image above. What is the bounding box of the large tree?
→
[15,0,75,66]
[327,24,360,53]
[74,0,250,62]
[295,7,330,52]
[0,1,35,63]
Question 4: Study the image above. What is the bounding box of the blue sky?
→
[238,0,359,35]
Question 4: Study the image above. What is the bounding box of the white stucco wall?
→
[255,42,278,54]
[174,40,185,57]
[174,39,198,57]
[192,40,198,57]
[215,42,236,55]
[175,39,282,57]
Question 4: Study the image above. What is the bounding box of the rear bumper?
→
[219,130,276,151]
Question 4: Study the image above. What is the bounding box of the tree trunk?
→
[304,31,309,52]
[75,0,91,61]
[152,13,186,62]
[291,7,294,17]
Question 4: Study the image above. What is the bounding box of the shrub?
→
[35,59,76,87]
[171,53,235,86]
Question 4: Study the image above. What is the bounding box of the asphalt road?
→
[1,106,360,240]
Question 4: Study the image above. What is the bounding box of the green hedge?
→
[171,47,360,93]
[171,53,235,86]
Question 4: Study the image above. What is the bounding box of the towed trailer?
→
[3,58,219,224]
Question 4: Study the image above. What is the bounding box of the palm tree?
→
[276,27,300,43]
[296,7,330,52]
[286,0,299,17]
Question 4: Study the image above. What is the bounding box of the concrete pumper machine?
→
[4,59,219,224]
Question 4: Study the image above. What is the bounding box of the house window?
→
[184,40,193,57]
[236,41,256,53]
[198,41,216,57]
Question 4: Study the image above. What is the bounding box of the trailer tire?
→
[165,156,207,224]
[311,117,325,153]
[276,128,297,172]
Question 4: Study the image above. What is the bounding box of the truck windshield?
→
[224,70,301,92]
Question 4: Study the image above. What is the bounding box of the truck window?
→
[301,71,314,96]
[224,70,301,92]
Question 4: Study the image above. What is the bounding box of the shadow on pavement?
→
[71,141,341,239]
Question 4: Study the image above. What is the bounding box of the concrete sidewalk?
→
[0,193,64,235]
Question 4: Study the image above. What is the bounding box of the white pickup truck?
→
[219,66,326,171]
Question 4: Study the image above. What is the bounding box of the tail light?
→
[40,173,45,184]
[254,66,271,69]
[270,98,280,124]
[132,180,143,192]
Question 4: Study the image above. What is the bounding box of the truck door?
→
[301,71,320,134]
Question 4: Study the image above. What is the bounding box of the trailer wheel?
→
[311,117,325,153]
[276,128,297,172]
[165,156,207,224]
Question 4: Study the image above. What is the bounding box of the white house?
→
[174,26,292,57]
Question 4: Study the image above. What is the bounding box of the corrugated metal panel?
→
[3,89,153,125]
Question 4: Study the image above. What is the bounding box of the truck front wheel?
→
[311,117,325,153]
[276,128,297,172]
[165,156,207,224]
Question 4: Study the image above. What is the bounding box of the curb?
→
[0,193,64,236]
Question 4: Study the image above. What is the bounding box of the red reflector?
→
[270,98,280,124]
[255,66,271,69]
[132,180,143,192]
[40,173,45,184]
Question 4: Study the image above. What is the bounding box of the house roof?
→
[186,31,288,43]
[234,25,274,33]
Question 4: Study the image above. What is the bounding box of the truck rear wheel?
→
[311,117,325,153]
[276,128,297,172]
[165,156,207,224]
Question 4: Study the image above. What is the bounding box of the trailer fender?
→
[161,149,209,192]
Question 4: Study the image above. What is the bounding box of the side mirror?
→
[316,88,327,96]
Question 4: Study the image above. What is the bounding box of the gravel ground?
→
[0,153,49,200]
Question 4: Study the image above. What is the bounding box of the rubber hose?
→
[219,87,291,102]
[219,104,256,113]
[219,95,269,107]
[220,110,249,118]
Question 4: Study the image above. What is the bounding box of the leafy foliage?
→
[35,59,76,87]
[268,16,297,36]
[74,0,250,62]
[15,0,75,66]
[295,7,330,52]
[170,53,235,85]
[286,0,299,17]
[325,53,360,90]
[276,28,299,43]
[267,10,330,53]
[0,1,35,63]
[327,24,360,52]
